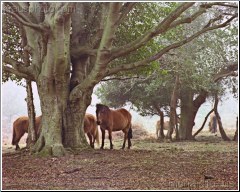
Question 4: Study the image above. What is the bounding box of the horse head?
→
[96,104,110,125]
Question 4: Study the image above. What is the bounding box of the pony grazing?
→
[12,116,42,150]
[96,104,132,149]
[84,114,100,148]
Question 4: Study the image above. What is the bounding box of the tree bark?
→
[31,11,91,156]
[214,94,231,141]
[26,80,37,148]
[166,75,179,141]
[193,109,214,138]
[154,106,165,139]
[179,90,194,140]
[179,90,207,140]
[19,23,37,148]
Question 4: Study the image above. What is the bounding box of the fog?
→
[2,80,238,134]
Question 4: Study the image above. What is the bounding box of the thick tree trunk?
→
[64,90,93,149]
[180,90,207,140]
[26,80,37,148]
[179,90,194,140]
[32,76,68,156]
[31,12,93,156]
[32,77,92,156]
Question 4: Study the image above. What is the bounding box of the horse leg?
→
[92,136,96,149]
[14,132,25,151]
[87,133,94,148]
[127,137,132,149]
[100,128,105,149]
[108,130,113,149]
[122,131,127,149]
[16,144,20,150]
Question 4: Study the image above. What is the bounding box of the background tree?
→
[2,8,37,147]
[96,4,238,140]
[2,2,237,156]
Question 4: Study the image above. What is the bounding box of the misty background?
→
[2,80,238,136]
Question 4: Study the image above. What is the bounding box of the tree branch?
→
[3,56,35,80]
[55,2,76,22]
[4,2,35,23]
[105,14,237,76]
[3,66,34,80]
[110,2,195,60]
[101,76,144,82]
[4,9,46,32]
[213,62,238,82]
[169,6,207,29]
[193,109,214,137]
[95,2,122,66]
[203,2,238,9]
[69,3,122,101]
[115,2,137,26]
[70,46,97,59]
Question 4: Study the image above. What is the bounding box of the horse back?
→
[84,114,97,133]
[111,108,131,131]
[13,116,29,133]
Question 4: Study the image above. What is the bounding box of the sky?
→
[2,80,238,134]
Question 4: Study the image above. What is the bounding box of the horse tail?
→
[128,124,133,139]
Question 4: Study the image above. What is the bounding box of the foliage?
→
[96,7,238,117]
[2,11,24,85]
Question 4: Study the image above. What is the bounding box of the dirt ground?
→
[1,130,238,190]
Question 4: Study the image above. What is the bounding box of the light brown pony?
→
[12,116,42,150]
[208,112,217,133]
[96,104,132,149]
[156,118,180,138]
[84,114,100,148]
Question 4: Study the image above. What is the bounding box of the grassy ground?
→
[2,130,238,190]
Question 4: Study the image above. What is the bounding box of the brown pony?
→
[96,104,132,149]
[84,114,100,148]
[12,116,42,150]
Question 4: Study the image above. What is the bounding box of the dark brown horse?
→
[84,114,100,148]
[96,104,132,149]
[12,116,42,150]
